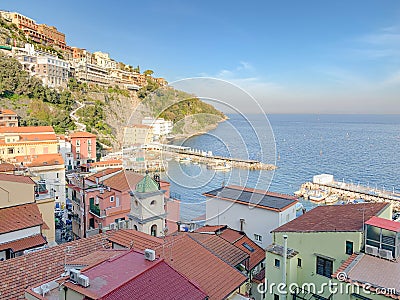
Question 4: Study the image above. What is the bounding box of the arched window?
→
[150,224,157,237]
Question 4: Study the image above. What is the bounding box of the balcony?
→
[89,205,102,217]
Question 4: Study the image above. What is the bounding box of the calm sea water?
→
[161,114,400,221]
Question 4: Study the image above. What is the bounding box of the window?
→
[242,242,255,252]
[274,259,280,268]
[254,234,262,242]
[297,258,302,267]
[346,241,354,255]
[110,196,114,202]
[274,294,279,300]
[316,256,333,278]
[150,224,157,237]
[76,140,80,146]
[7,148,14,154]
[150,200,156,206]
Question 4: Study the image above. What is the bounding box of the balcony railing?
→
[90,205,101,217]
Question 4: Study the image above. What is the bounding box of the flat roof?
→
[365,216,400,232]
[203,185,297,212]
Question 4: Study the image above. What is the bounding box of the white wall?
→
[206,197,296,248]
[0,226,41,244]
[31,165,66,206]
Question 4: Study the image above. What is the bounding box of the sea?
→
[161,114,400,221]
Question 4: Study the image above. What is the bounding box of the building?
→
[204,185,298,248]
[123,124,154,146]
[71,47,93,64]
[69,131,96,167]
[74,61,110,86]
[11,43,37,75]
[264,202,392,300]
[14,153,66,208]
[0,203,47,260]
[37,24,66,49]
[0,126,58,162]
[36,54,69,88]
[92,51,116,69]
[109,230,250,300]
[1,11,37,32]
[57,134,74,170]
[26,249,208,300]
[81,159,123,173]
[142,117,173,139]
[0,233,112,299]
[331,216,400,300]
[0,108,18,127]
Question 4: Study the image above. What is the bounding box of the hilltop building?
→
[123,124,154,146]
[141,117,173,140]
[204,185,298,248]
[0,108,18,127]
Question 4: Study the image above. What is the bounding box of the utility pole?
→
[83,175,86,238]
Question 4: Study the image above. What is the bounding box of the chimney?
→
[240,218,245,232]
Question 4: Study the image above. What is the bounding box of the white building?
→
[141,117,173,140]
[58,135,74,170]
[204,185,298,248]
[92,51,116,69]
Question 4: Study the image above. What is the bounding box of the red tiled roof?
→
[69,131,97,138]
[68,249,127,267]
[162,234,247,300]
[0,233,112,299]
[233,235,265,270]
[334,254,400,299]
[272,203,390,233]
[86,168,123,183]
[365,216,400,232]
[188,232,249,267]
[107,231,247,300]
[14,153,64,167]
[0,163,16,172]
[0,203,44,234]
[0,173,35,184]
[0,234,47,252]
[220,228,244,243]
[108,229,163,251]
[102,170,144,192]
[0,108,17,115]
[65,250,207,300]
[18,133,57,141]
[195,225,227,233]
[0,126,54,133]
[90,159,122,167]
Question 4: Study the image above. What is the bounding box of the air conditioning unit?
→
[118,220,125,229]
[70,269,80,283]
[365,245,379,256]
[144,249,156,261]
[109,223,116,230]
[379,249,393,260]
[78,274,90,287]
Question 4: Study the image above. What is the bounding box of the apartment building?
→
[0,108,18,127]
[123,124,154,146]
[36,54,69,88]
[74,61,110,86]
[69,131,97,167]
[92,51,116,69]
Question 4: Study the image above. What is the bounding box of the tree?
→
[143,69,154,76]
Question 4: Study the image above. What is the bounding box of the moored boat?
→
[325,194,339,205]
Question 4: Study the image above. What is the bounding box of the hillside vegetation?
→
[0,53,225,148]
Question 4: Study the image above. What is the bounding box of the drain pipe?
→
[282,235,288,300]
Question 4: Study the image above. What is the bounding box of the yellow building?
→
[0,126,58,162]
[264,203,392,300]
[123,124,154,147]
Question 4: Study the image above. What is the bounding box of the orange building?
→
[37,24,66,47]
[0,108,18,127]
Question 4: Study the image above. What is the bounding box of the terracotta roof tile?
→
[272,203,390,233]
[234,235,265,270]
[68,249,129,267]
[0,108,17,115]
[108,229,163,251]
[90,159,122,167]
[220,228,244,243]
[86,168,123,183]
[334,253,400,299]
[188,232,249,267]
[69,131,97,138]
[103,171,144,192]
[0,126,54,133]
[0,163,16,172]
[0,173,35,184]
[0,233,112,299]
[0,234,47,252]
[195,225,227,233]
[0,203,44,234]
[17,133,57,141]
[14,153,64,167]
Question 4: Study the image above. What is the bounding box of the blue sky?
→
[2,0,400,113]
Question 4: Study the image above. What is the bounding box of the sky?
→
[2,0,400,113]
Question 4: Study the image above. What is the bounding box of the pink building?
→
[69,131,96,168]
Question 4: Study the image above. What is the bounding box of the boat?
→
[325,194,339,205]
[207,162,232,171]
[179,157,191,163]
[192,161,199,165]
[294,190,303,196]
[309,190,328,203]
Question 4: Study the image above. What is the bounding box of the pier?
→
[296,174,400,211]
[143,143,277,171]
